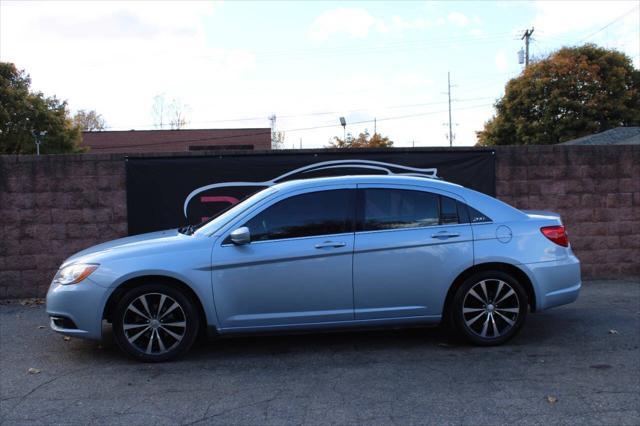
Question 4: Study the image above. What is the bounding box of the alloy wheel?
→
[122,293,187,355]
[462,279,520,339]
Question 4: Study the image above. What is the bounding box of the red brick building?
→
[81,128,272,154]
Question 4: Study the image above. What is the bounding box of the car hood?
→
[62,229,188,266]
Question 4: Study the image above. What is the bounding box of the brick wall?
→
[495,145,639,279]
[1,146,638,298]
[81,128,272,153]
[0,154,127,298]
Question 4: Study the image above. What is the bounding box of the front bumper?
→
[524,254,581,311]
[46,278,111,341]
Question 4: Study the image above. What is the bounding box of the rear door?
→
[353,184,474,319]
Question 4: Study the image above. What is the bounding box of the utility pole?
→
[268,114,277,149]
[447,71,454,147]
[521,27,534,67]
[374,118,377,135]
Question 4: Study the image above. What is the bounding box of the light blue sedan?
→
[46,175,581,361]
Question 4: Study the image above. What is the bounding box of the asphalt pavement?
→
[1,280,639,425]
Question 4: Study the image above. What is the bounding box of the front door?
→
[353,185,474,319]
[211,187,356,329]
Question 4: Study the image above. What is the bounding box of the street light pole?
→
[339,117,347,142]
[33,131,46,156]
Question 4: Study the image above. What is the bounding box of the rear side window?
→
[468,206,492,223]
[455,202,492,224]
[243,189,354,242]
[440,196,459,224]
[456,201,470,223]
[360,189,439,231]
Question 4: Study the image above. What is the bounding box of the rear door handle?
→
[431,231,460,239]
[315,241,347,249]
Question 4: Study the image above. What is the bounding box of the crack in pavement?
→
[1,366,92,419]
[181,389,286,426]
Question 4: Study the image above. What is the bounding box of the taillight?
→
[541,226,569,247]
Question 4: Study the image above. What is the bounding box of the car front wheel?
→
[451,271,528,346]
[113,283,200,362]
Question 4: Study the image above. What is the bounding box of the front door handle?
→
[431,231,460,239]
[315,241,347,249]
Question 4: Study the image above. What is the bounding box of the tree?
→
[152,94,189,130]
[73,109,106,131]
[168,99,188,130]
[272,131,285,149]
[328,130,394,148]
[152,94,167,129]
[0,62,84,154]
[477,44,640,146]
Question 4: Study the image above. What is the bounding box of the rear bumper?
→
[523,255,581,311]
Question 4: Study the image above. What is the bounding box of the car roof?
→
[270,174,463,192]
[269,174,526,222]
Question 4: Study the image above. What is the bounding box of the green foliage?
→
[0,62,84,154]
[73,109,106,131]
[328,130,394,148]
[477,44,640,146]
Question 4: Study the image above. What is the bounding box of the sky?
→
[1,0,639,148]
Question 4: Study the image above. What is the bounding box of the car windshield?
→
[192,187,278,236]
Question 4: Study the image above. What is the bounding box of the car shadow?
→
[71,308,576,364]
[194,325,454,358]
[84,323,460,362]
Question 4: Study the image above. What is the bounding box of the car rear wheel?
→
[451,271,528,346]
[113,283,200,362]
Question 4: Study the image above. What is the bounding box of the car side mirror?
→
[229,227,251,245]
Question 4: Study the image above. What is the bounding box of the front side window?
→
[360,189,439,231]
[243,190,354,242]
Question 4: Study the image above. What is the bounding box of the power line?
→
[103,96,497,130]
[76,32,516,69]
[90,102,493,150]
[283,102,493,133]
[577,4,639,43]
[192,32,515,64]
[386,96,494,110]
[254,36,512,64]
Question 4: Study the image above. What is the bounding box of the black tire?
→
[113,282,200,362]
[450,270,528,346]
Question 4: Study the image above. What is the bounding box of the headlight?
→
[53,264,99,285]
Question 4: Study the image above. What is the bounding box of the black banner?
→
[126,149,495,235]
